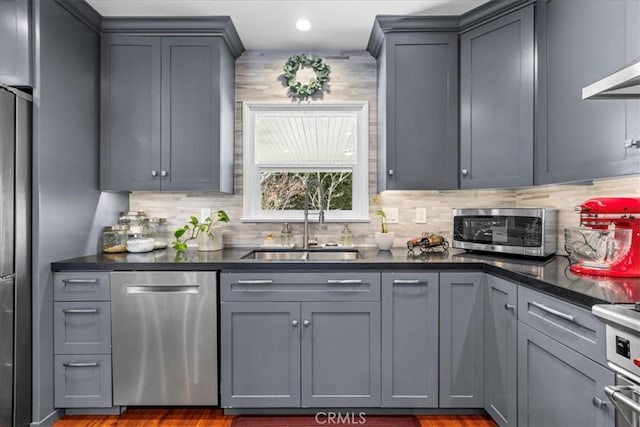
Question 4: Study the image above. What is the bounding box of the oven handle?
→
[605,385,640,424]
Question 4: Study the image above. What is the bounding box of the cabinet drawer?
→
[54,272,110,301]
[221,272,380,301]
[518,286,605,365]
[54,302,111,354]
[54,354,112,408]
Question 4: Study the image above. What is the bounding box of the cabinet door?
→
[160,37,225,191]
[301,301,381,407]
[220,302,300,408]
[517,322,614,427]
[101,35,161,191]
[536,0,640,184]
[379,32,458,191]
[439,272,485,408]
[484,276,518,427]
[381,272,438,408]
[0,0,30,86]
[460,6,534,188]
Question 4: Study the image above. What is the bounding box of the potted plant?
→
[374,209,395,250]
[172,210,230,252]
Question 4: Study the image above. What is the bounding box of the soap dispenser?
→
[340,224,353,246]
[280,222,293,247]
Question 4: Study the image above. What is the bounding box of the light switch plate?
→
[416,207,427,224]
[200,208,212,222]
[383,207,399,224]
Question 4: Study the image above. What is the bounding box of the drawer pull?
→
[63,279,98,285]
[237,279,273,285]
[393,279,422,284]
[327,279,362,284]
[504,304,516,311]
[63,308,98,314]
[292,319,299,327]
[63,362,99,368]
[531,301,575,322]
[303,319,311,327]
[592,396,607,410]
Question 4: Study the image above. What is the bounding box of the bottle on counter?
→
[340,224,353,246]
[280,223,293,247]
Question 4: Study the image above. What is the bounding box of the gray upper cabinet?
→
[484,275,517,427]
[439,272,485,408]
[370,25,459,191]
[100,19,243,192]
[460,5,534,188]
[536,0,640,184]
[381,272,439,408]
[517,322,614,427]
[0,0,30,87]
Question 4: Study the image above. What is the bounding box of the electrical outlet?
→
[416,207,427,224]
[383,207,399,224]
[200,208,212,222]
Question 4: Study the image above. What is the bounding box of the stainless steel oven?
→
[593,304,640,427]
[452,208,558,257]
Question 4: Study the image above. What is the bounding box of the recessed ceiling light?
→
[296,19,311,32]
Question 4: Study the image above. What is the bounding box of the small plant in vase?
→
[375,209,395,250]
[172,210,230,253]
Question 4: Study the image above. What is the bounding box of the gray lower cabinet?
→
[517,322,614,427]
[439,272,485,408]
[220,302,300,408]
[0,0,30,86]
[374,31,458,191]
[459,5,534,189]
[536,0,640,184]
[484,275,517,427]
[220,272,381,409]
[381,272,438,408]
[101,33,236,192]
[53,272,112,408]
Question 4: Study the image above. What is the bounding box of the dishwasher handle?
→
[125,285,200,295]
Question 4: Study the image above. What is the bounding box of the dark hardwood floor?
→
[54,408,497,427]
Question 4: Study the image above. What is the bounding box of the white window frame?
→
[242,101,369,222]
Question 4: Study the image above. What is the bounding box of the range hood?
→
[582,60,640,99]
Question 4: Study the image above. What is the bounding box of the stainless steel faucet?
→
[303,177,325,249]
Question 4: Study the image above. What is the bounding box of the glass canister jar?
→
[126,233,155,253]
[102,225,129,253]
[146,217,170,249]
[118,211,148,233]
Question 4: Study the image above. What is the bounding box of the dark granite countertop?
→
[51,247,640,308]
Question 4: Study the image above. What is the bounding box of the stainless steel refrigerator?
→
[0,85,31,427]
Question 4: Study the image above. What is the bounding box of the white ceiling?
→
[86,0,491,50]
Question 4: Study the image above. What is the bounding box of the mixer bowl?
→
[564,227,632,269]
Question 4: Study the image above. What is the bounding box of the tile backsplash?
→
[128,49,640,252]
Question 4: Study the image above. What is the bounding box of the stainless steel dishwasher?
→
[110,271,217,405]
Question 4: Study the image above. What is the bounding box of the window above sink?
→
[242,102,369,222]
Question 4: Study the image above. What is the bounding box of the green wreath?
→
[283,53,330,97]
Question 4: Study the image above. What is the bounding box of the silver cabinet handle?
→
[623,139,639,149]
[151,170,158,177]
[531,301,575,322]
[592,396,607,409]
[303,319,311,327]
[160,170,168,177]
[504,304,516,311]
[388,169,394,176]
[63,308,98,314]
[461,168,469,176]
[292,320,299,327]
[237,279,273,285]
[393,279,422,284]
[327,279,362,284]
[63,362,99,368]
[63,279,98,285]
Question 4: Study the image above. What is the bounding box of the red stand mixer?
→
[566,197,640,277]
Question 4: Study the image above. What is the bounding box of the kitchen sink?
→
[241,248,362,261]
